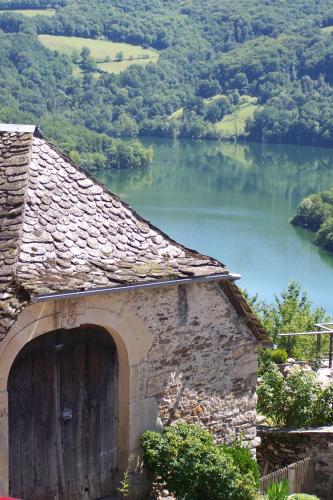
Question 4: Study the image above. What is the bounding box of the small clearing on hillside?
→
[321,25,333,34]
[38,35,159,74]
[98,58,156,74]
[215,103,259,138]
[1,8,55,16]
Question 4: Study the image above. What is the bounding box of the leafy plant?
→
[220,435,260,488]
[270,349,288,365]
[141,423,259,499]
[117,470,130,497]
[266,480,289,499]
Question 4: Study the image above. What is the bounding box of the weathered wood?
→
[59,333,75,499]
[45,340,58,500]
[8,326,118,500]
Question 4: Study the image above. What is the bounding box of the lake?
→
[95,138,333,314]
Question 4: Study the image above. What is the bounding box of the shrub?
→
[312,385,333,426]
[270,348,288,364]
[220,437,260,488]
[141,423,259,500]
[257,364,333,427]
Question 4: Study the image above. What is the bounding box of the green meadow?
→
[38,35,159,74]
[321,25,333,34]
[215,103,259,137]
[98,58,156,74]
[170,95,258,138]
[1,8,55,16]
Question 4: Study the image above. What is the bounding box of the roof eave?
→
[31,272,241,303]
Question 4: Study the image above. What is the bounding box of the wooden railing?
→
[260,457,314,495]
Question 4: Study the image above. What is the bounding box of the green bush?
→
[220,437,260,487]
[257,364,333,427]
[311,384,333,426]
[141,423,259,499]
[270,348,288,364]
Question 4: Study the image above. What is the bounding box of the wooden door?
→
[8,325,118,500]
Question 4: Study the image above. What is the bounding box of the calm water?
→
[95,138,333,314]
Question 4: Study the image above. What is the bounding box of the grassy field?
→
[321,26,333,34]
[1,8,55,16]
[169,95,258,132]
[98,58,156,74]
[170,107,184,119]
[38,35,159,75]
[215,104,259,137]
[204,93,255,104]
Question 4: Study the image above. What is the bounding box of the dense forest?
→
[1,0,333,165]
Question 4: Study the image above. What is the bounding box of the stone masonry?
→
[257,426,333,499]
[128,281,260,448]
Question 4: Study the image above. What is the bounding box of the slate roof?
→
[0,125,269,343]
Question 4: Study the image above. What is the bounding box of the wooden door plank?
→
[45,337,60,500]
[106,344,118,493]
[8,354,23,498]
[20,350,35,500]
[86,335,100,499]
[99,339,109,496]
[59,332,76,500]
[32,341,50,500]
[72,335,88,498]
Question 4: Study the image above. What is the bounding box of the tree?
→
[80,46,91,61]
[250,281,328,360]
[205,101,222,122]
[115,51,124,61]
[232,73,249,93]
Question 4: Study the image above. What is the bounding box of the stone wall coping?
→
[258,425,333,435]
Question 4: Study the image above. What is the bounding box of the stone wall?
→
[257,426,333,499]
[125,280,260,449]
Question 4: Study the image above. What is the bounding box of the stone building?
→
[0,124,269,499]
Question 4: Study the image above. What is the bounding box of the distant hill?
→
[1,0,333,156]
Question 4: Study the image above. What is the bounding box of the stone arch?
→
[0,294,155,496]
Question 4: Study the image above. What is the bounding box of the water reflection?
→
[98,139,333,205]
[94,138,333,313]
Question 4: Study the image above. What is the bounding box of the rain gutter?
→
[31,272,241,303]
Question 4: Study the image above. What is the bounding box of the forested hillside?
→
[1,0,333,162]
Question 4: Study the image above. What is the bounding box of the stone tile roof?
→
[0,128,229,334]
[0,126,269,343]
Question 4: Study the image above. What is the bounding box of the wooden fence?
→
[260,457,315,495]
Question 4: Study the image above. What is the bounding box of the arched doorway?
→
[8,324,119,500]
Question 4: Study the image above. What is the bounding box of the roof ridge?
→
[13,134,34,282]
